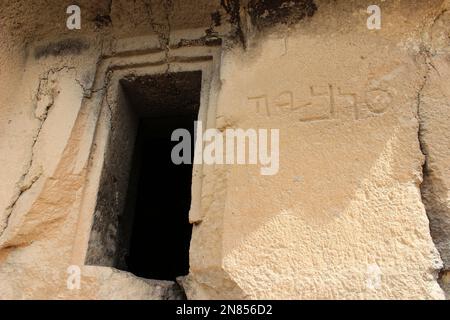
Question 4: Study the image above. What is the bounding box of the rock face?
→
[0,0,449,300]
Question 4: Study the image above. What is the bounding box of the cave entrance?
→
[85,71,202,281]
[125,116,196,280]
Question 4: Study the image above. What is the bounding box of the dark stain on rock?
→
[248,0,317,30]
[34,39,89,59]
[221,0,246,48]
[211,11,222,27]
[94,14,112,29]
[221,0,317,48]
[176,36,222,48]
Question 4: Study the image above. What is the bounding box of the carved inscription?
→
[248,84,392,122]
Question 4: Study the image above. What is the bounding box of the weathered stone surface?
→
[83,267,186,300]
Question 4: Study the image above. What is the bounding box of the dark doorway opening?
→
[85,71,202,282]
[125,116,196,280]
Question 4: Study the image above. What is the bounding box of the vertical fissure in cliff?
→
[85,71,202,283]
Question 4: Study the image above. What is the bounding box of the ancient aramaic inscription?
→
[248,84,392,122]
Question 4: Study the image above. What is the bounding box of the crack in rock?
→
[143,0,173,72]
[0,66,76,239]
[416,6,450,295]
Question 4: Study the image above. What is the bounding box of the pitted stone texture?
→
[418,1,450,296]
